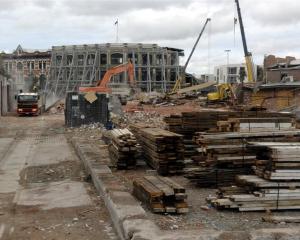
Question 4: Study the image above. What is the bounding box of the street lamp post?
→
[225,49,231,83]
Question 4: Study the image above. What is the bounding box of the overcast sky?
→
[1,0,300,74]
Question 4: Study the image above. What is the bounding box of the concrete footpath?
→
[73,139,300,240]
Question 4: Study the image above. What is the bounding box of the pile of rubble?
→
[112,111,165,129]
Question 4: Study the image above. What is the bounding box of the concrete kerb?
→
[72,139,300,240]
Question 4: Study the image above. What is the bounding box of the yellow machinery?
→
[235,0,255,83]
[207,83,236,102]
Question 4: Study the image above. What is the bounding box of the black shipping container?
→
[65,92,109,127]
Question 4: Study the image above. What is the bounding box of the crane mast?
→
[235,0,255,82]
[169,18,211,94]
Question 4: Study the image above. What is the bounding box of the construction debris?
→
[107,128,138,169]
[131,125,184,175]
[133,175,188,214]
[262,215,300,224]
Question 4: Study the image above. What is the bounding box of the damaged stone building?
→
[2,45,51,92]
[46,43,184,96]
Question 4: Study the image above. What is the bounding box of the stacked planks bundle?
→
[209,174,300,211]
[217,117,295,133]
[185,131,300,187]
[249,142,300,180]
[208,141,300,211]
[108,128,138,169]
[132,126,185,175]
[164,111,295,159]
[133,175,188,214]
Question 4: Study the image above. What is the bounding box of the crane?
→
[235,0,255,83]
[79,60,135,93]
[169,18,211,95]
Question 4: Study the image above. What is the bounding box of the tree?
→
[239,67,246,83]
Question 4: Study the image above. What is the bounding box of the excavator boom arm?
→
[79,61,134,93]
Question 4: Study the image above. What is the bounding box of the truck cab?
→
[16,93,43,116]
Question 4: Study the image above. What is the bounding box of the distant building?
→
[199,74,215,83]
[46,43,184,96]
[214,63,258,84]
[2,45,51,92]
[264,55,300,83]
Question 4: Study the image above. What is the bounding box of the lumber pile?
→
[217,117,295,132]
[209,174,300,211]
[184,167,251,187]
[164,111,295,159]
[131,126,184,175]
[108,128,138,169]
[133,175,188,214]
[249,142,300,180]
[184,131,300,187]
[208,141,300,211]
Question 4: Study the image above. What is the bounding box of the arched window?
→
[17,62,23,71]
[100,54,107,65]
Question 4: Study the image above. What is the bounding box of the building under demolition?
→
[46,43,184,96]
[2,45,51,92]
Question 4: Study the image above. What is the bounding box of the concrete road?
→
[0,115,118,240]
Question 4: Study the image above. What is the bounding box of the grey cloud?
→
[62,0,194,16]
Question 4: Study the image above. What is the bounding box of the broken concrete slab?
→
[13,180,92,210]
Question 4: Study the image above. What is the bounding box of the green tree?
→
[239,67,246,83]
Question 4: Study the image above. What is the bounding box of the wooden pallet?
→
[133,176,188,214]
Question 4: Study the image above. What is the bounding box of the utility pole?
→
[225,49,231,83]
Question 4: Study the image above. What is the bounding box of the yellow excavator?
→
[207,83,236,103]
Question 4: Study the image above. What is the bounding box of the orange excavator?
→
[79,60,135,93]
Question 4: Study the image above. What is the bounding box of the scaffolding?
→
[45,43,184,97]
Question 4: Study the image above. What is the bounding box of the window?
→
[111,53,123,65]
[171,53,177,65]
[31,62,34,70]
[228,67,237,75]
[56,55,62,65]
[170,71,176,82]
[17,62,23,71]
[39,62,43,70]
[43,62,46,70]
[87,54,95,65]
[156,54,162,65]
[100,54,107,65]
[67,55,73,65]
[77,55,84,66]
[128,53,138,64]
[142,54,148,65]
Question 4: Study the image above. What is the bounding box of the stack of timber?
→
[209,141,300,211]
[133,175,188,214]
[132,126,184,175]
[249,142,300,180]
[108,128,138,169]
[217,117,295,133]
[184,167,251,187]
[209,175,300,211]
[185,131,300,187]
[164,111,295,158]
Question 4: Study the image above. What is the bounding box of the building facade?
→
[46,43,184,96]
[2,45,51,92]
[264,55,300,83]
[214,63,258,84]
